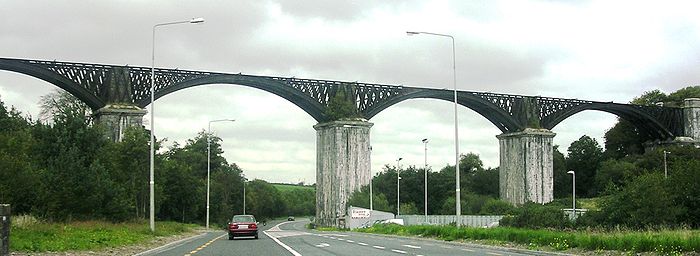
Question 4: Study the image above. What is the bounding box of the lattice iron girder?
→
[139,74,330,122]
[0,57,686,139]
[362,88,521,133]
[541,102,682,140]
[0,58,106,109]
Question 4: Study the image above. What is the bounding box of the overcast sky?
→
[1,1,699,184]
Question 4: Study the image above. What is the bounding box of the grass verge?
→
[356,224,699,254]
[10,220,198,252]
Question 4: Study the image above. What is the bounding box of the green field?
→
[273,183,315,192]
[10,219,198,252]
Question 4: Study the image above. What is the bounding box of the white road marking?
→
[403,244,421,249]
[373,245,385,249]
[346,240,354,243]
[315,243,330,248]
[262,230,302,256]
[337,238,345,241]
[358,242,368,246]
[391,249,407,254]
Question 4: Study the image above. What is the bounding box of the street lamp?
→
[567,170,576,218]
[406,31,461,226]
[663,150,670,178]
[206,119,235,230]
[396,157,403,216]
[243,177,248,215]
[421,138,428,223]
[369,146,373,211]
[149,17,204,232]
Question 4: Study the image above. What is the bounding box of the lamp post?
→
[421,138,428,223]
[369,146,373,211]
[663,150,670,178]
[206,119,235,230]
[567,170,576,218]
[150,17,204,232]
[243,177,248,215]
[396,157,402,216]
[406,31,460,226]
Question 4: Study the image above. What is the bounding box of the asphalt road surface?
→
[139,218,558,256]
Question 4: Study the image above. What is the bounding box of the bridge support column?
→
[684,98,700,141]
[93,104,147,142]
[314,119,372,227]
[497,128,555,205]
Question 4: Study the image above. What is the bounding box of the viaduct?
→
[1,57,698,226]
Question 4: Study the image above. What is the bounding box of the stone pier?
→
[93,104,147,142]
[314,119,372,227]
[497,128,555,205]
[684,98,700,141]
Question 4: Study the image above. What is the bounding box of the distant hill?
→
[273,183,315,192]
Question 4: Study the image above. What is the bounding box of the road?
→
[139,218,556,256]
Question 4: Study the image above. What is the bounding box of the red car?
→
[228,214,258,240]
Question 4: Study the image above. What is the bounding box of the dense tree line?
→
[0,90,314,225]
[348,152,513,216]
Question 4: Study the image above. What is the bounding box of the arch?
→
[543,102,674,140]
[364,88,521,133]
[0,59,105,109]
[136,74,328,122]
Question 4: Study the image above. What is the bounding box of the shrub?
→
[500,202,572,229]
[479,199,514,215]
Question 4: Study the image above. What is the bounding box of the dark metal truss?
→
[0,57,685,140]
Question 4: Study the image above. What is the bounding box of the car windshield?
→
[232,215,255,223]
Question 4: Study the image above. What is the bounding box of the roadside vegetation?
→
[10,216,197,252]
[358,224,699,254]
[0,90,315,252]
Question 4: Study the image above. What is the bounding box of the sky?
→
[1,0,699,184]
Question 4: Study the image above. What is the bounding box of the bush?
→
[479,199,514,215]
[500,202,572,229]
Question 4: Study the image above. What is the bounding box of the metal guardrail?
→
[398,215,503,227]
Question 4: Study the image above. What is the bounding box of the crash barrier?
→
[399,215,503,227]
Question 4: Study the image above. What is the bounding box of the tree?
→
[38,89,92,124]
[597,173,682,228]
[552,145,570,198]
[566,135,603,197]
[324,87,360,120]
[245,179,286,220]
[592,159,637,195]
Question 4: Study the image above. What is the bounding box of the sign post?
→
[0,204,9,256]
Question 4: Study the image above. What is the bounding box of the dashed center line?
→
[391,249,407,254]
[373,245,386,249]
[346,240,354,243]
[403,244,421,249]
[358,242,368,246]
[183,233,225,255]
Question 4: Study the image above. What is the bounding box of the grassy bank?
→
[10,219,198,252]
[356,224,699,254]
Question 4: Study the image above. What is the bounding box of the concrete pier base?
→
[314,119,372,227]
[93,104,147,142]
[497,128,555,205]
